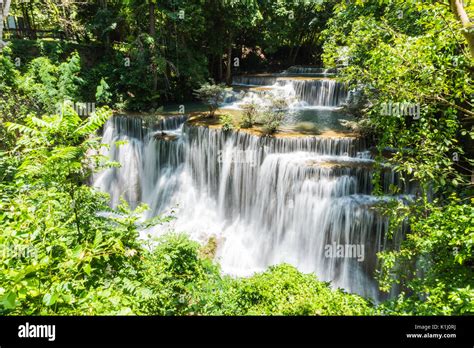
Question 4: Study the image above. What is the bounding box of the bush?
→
[258,96,288,135]
[193,83,231,117]
[0,106,152,315]
[137,234,373,316]
[233,264,373,315]
[377,197,474,315]
[220,114,235,131]
[239,101,259,128]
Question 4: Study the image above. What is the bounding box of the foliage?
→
[19,53,84,112]
[193,83,231,117]
[322,0,474,315]
[139,233,220,315]
[322,0,473,193]
[95,78,112,106]
[255,0,334,65]
[2,0,473,317]
[240,101,259,128]
[232,264,373,316]
[0,65,371,315]
[377,196,474,315]
[219,114,234,132]
[0,105,149,315]
[258,96,288,134]
[138,234,372,316]
[0,50,23,150]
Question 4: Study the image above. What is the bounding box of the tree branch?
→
[449,0,474,58]
[432,96,474,118]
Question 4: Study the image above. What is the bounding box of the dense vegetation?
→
[1,0,473,315]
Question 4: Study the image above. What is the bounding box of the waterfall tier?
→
[93,115,408,301]
[230,68,347,109]
[283,66,337,77]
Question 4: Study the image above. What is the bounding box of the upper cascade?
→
[282,66,338,77]
[229,66,347,108]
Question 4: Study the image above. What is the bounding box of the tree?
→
[322,0,473,190]
[240,101,259,128]
[259,96,288,134]
[256,0,333,66]
[0,0,12,51]
[448,0,474,58]
[193,83,230,117]
[322,0,474,313]
[201,0,261,84]
[378,197,474,315]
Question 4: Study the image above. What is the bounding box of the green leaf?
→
[83,263,92,275]
[43,292,58,306]
[93,230,103,247]
[2,291,17,309]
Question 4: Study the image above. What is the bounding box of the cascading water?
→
[228,68,347,110]
[282,66,337,77]
[279,79,347,107]
[232,75,278,86]
[93,68,409,301]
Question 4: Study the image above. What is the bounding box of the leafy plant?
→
[259,96,288,134]
[239,101,259,128]
[193,83,231,117]
[377,196,474,315]
[220,113,234,131]
[95,78,112,105]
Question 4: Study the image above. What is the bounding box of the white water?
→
[229,70,347,110]
[282,66,337,77]
[94,121,409,301]
[93,70,408,301]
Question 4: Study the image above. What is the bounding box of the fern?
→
[74,107,112,137]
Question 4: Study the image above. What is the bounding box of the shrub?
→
[239,101,259,128]
[220,113,235,131]
[193,83,231,117]
[258,96,288,135]
[377,197,474,315]
[139,233,225,315]
[0,107,152,315]
[234,264,373,315]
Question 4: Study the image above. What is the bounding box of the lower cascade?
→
[93,113,408,301]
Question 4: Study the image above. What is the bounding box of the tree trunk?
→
[449,0,474,58]
[290,45,301,65]
[23,5,34,39]
[288,46,294,66]
[290,32,304,65]
[225,43,232,86]
[101,0,110,45]
[149,1,158,94]
[149,1,156,37]
[218,53,223,82]
[0,0,12,51]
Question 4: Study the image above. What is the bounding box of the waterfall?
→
[93,114,409,301]
[232,75,278,86]
[91,66,410,302]
[283,66,337,76]
[278,79,347,107]
[225,79,347,109]
[230,67,347,109]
